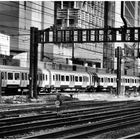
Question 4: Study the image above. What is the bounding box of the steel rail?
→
[1,105,140,138]
[119,132,140,139]
[24,113,140,139]
[0,101,139,127]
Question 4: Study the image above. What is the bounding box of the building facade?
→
[55,1,105,68]
[114,1,140,76]
[0,1,54,66]
[0,1,139,75]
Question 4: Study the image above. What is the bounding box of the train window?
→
[79,76,82,82]
[46,75,47,81]
[73,75,74,82]
[75,76,78,82]
[21,73,24,80]
[56,74,58,81]
[111,78,113,82]
[70,75,72,81]
[101,78,103,82]
[125,79,127,83]
[135,79,136,83]
[43,74,45,80]
[53,75,55,81]
[59,74,61,81]
[61,75,65,81]
[8,73,13,80]
[15,73,20,80]
[66,76,69,81]
[1,72,4,79]
[128,79,129,83]
[25,73,27,80]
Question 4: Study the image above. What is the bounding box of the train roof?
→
[0,65,28,70]
[0,65,43,72]
[47,69,89,74]
[97,72,139,78]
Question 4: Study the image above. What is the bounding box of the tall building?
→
[55,1,104,68]
[113,1,140,76]
[0,1,54,66]
[124,1,140,76]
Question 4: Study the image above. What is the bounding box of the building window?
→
[96,63,101,68]
[57,19,62,26]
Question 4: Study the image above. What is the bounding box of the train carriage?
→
[97,72,140,92]
[0,64,139,95]
[0,65,29,94]
[47,69,91,91]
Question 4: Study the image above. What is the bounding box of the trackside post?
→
[29,27,38,99]
[0,71,1,103]
[55,91,62,116]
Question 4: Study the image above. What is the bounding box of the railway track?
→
[23,110,140,139]
[0,101,140,138]
[120,132,140,139]
[0,100,138,126]
[0,100,133,118]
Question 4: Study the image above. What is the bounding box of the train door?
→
[1,71,7,87]
[82,76,87,88]
[25,73,28,88]
[69,75,75,88]
[55,74,61,88]
[94,73,99,88]
[14,72,20,85]
[20,73,26,88]
[104,77,108,88]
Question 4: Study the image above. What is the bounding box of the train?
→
[0,65,139,94]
